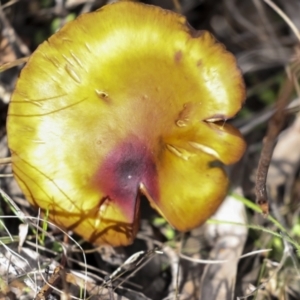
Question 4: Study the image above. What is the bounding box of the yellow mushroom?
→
[7,1,246,246]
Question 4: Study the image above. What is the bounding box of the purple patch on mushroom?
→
[95,137,159,218]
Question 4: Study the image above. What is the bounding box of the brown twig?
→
[255,75,294,215]
[35,266,62,300]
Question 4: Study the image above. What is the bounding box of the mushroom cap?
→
[7,2,246,246]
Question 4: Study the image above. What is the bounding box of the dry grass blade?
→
[263,0,300,42]
[0,57,28,73]
[0,157,12,164]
